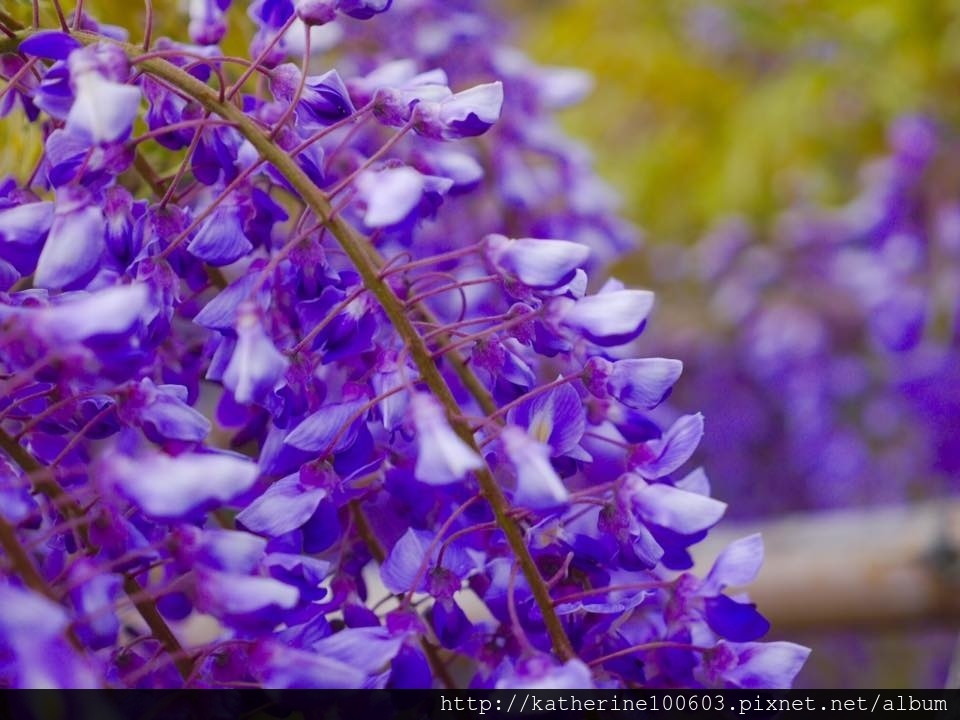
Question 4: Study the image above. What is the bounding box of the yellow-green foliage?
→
[7,0,960,243]
[521,0,960,242]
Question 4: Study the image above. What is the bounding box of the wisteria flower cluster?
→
[0,0,808,689]
[647,115,960,518]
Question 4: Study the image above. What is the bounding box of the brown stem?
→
[122,574,192,681]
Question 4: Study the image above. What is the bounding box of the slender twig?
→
[588,641,712,668]
[74,0,87,29]
[142,0,154,50]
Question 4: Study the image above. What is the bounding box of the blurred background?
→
[518,0,960,688]
[5,0,960,688]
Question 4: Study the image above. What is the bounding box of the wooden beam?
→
[692,500,960,631]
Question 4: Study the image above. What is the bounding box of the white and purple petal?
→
[255,642,366,689]
[561,289,655,346]
[32,283,149,343]
[607,357,684,410]
[421,81,503,140]
[195,568,299,618]
[633,413,705,479]
[105,450,259,520]
[495,656,594,690]
[705,641,811,689]
[485,234,590,291]
[625,474,726,535]
[236,474,327,536]
[35,191,105,289]
[355,167,425,228]
[410,393,482,485]
[223,304,289,405]
[381,527,471,594]
[501,425,569,509]
[704,533,765,595]
[66,72,140,144]
[284,397,368,453]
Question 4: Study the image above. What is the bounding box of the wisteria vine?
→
[0,0,809,689]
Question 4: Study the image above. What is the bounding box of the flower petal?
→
[19,31,83,60]
[562,289,655,346]
[705,533,765,594]
[34,284,150,343]
[356,167,425,228]
[628,476,726,535]
[106,451,259,520]
[410,393,482,485]
[35,197,105,289]
[635,413,705,479]
[485,234,590,290]
[436,81,503,139]
[67,73,141,144]
[607,358,684,410]
[380,527,470,593]
[236,475,327,537]
[284,398,368,453]
[223,306,289,404]
[502,425,569,509]
[187,205,254,266]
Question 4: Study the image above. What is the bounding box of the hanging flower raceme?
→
[0,0,806,691]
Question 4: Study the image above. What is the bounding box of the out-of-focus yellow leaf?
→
[519,0,960,244]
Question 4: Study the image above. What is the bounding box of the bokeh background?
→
[518,0,960,689]
[5,0,960,688]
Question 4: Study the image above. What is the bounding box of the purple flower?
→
[352,60,448,109]
[66,45,140,144]
[253,642,366,688]
[630,413,705,479]
[560,287,656,346]
[189,0,232,45]
[223,304,289,404]
[103,450,259,520]
[619,472,727,535]
[355,167,452,229]
[0,201,54,275]
[0,585,98,688]
[509,383,588,460]
[187,198,254,266]
[380,527,470,593]
[272,65,355,127]
[296,0,337,25]
[495,656,594,690]
[236,472,329,536]
[485,234,591,291]
[412,81,504,140]
[409,393,482,485]
[703,641,811,689]
[0,0,807,691]
[34,188,105,289]
[118,378,211,442]
[336,0,392,20]
[67,561,123,650]
[30,283,150,344]
[283,396,367,453]
[587,356,684,410]
[19,31,83,61]
[501,425,569,509]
